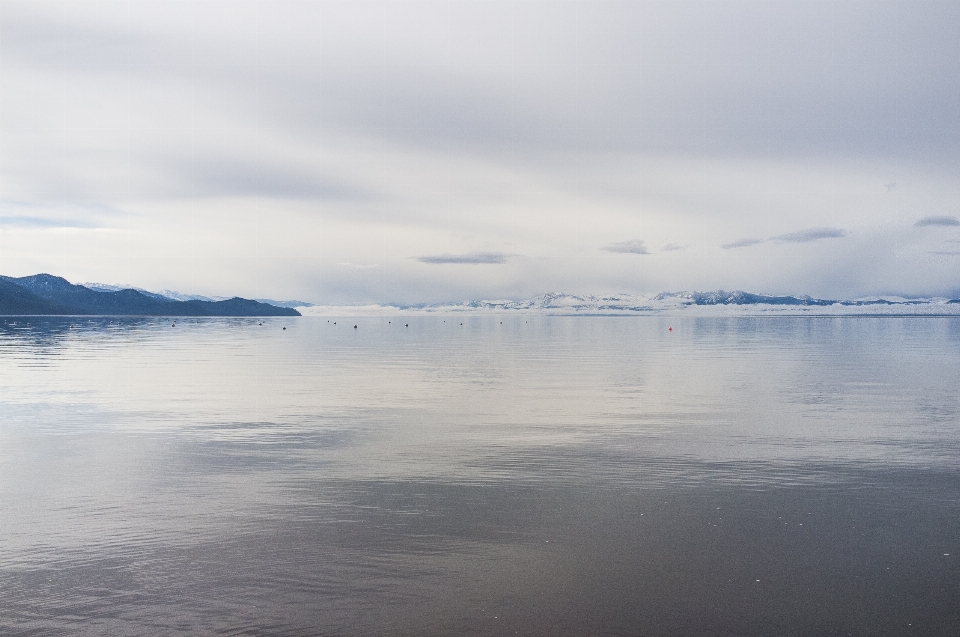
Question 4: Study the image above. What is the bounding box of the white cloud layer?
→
[1,1,959,302]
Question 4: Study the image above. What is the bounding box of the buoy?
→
[283,327,286,330]
[405,323,408,327]
[354,325,357,329]
[668,327,672,331]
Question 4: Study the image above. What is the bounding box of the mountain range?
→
[394,291,960,314]
[0,274,300,316]
[81,283,311,308]
[300,291,960,316]
[5,275,959,317]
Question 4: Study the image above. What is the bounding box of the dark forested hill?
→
[0,277,72,315]
[0,274,300,316]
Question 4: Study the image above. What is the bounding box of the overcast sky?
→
[1,0,959,303]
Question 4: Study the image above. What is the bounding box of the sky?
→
[1,0,959,304]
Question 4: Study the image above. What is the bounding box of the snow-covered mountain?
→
[81,283,960,316]
[300,291,960,316]
[155,289,226,302]
[82,282,173,302]
[85,284,311,308]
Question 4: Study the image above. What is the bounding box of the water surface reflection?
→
[1,316,958,635]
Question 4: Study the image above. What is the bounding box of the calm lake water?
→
[1,315,959,636]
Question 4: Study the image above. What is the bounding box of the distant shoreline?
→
[297,299,960,318]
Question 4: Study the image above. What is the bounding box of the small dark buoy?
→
[354,325,357,329]
[405,323,408,327]
[172,323,175,327]
[283,327,286,330]
[460,322,463,325]
[388,321,391,324]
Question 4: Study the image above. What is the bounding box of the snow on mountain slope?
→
[299,291,960,316]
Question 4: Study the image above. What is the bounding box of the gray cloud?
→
[771,228,847,243]
[722,238,766,249]
[6,2,960,163]
[916,216,960,227]
[723,228,848,249]
[661,243,686,252]
[417,252,508,265]
[603,240,649,255]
